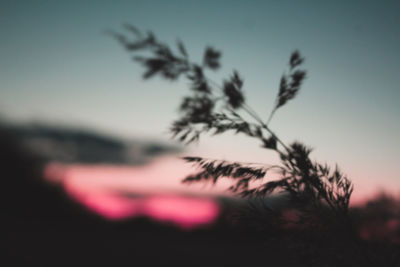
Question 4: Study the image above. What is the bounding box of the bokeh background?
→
[1,0,399,206]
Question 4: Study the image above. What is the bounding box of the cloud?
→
[5,123,181,165]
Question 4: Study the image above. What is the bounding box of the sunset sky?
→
[1,0,399,198]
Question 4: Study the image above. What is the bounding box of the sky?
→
[1,0,399,197]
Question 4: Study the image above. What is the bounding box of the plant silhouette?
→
[110,25,354,225]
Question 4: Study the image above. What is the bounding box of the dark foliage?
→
[112,25,353,225]
[203,47,221,70]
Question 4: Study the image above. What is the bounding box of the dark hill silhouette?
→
[0,124,103,226]
[1,121,399,267]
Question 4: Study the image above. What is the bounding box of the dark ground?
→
[4,213,399,267]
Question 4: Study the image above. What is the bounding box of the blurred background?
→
[1,0,399,200]
[1,1,399,265]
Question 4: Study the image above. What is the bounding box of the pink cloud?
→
[57,165,220,229]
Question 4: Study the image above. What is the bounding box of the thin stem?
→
[242,104,291,153]
[200,68,289,153]
[205,73,292,154]
[266,107,277,126]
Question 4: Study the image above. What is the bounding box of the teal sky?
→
[1,0,399,196]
